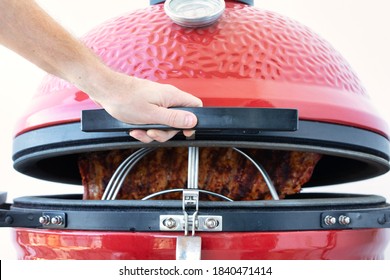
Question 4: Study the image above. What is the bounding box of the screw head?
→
[324,215,336,226]
[204,218,219,229]
[5,216,14,225]
[339,215,351,225]
[39,215,51,225]
[51,216,63,225]
[378,215,387,225]
[163,218,177,229]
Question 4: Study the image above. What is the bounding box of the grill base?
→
[4,192,390,259]
[13,228,390,260]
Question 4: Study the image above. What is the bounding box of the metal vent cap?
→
[164,0,225,27]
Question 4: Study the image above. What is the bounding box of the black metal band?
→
[1,193,390,231]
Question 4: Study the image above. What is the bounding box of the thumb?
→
[155,107,198,129]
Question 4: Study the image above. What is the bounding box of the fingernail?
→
[184,114,195,128]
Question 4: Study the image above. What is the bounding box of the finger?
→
[153,107,198,129]
[183,130,195,138]
[129,130,154,143]
[146,129,179,142]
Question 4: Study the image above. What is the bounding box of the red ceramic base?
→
[13,228,390,260]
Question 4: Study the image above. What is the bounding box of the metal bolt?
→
[204,218,219,229]
[39,215,51,225]
[163,217,177,229]
[378,215,387,225]
[51,216,64,226]
[339,215,351,225]
[5,216,14,225]
[324,215,337,226]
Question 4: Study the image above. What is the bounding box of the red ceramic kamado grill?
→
[1,0,390,260]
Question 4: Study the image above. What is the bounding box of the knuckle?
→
[166,111,180,127]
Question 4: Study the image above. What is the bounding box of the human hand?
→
[88,72,203,143]
[0,0,200,143]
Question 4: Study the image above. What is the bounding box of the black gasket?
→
[12,119,390,186]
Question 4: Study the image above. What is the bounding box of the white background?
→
[1,0,390,260]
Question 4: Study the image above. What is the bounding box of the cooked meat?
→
[78,147,322,201]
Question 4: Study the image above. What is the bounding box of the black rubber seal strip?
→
[11,120,390,186]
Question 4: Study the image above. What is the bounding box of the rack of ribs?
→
[78,147,322,201]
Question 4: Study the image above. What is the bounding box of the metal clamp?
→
[182,189,199,236]
[176,147,202,260]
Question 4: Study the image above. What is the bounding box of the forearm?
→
[0,0,112,93]
[0,0,201,143]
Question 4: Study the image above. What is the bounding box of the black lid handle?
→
[81,107,298,133]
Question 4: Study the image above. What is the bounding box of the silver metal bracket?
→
[38,212,66,228]
[160,214,223,231]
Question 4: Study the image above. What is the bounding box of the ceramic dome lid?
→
[14,1,389,138]
[11,1,390,186]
